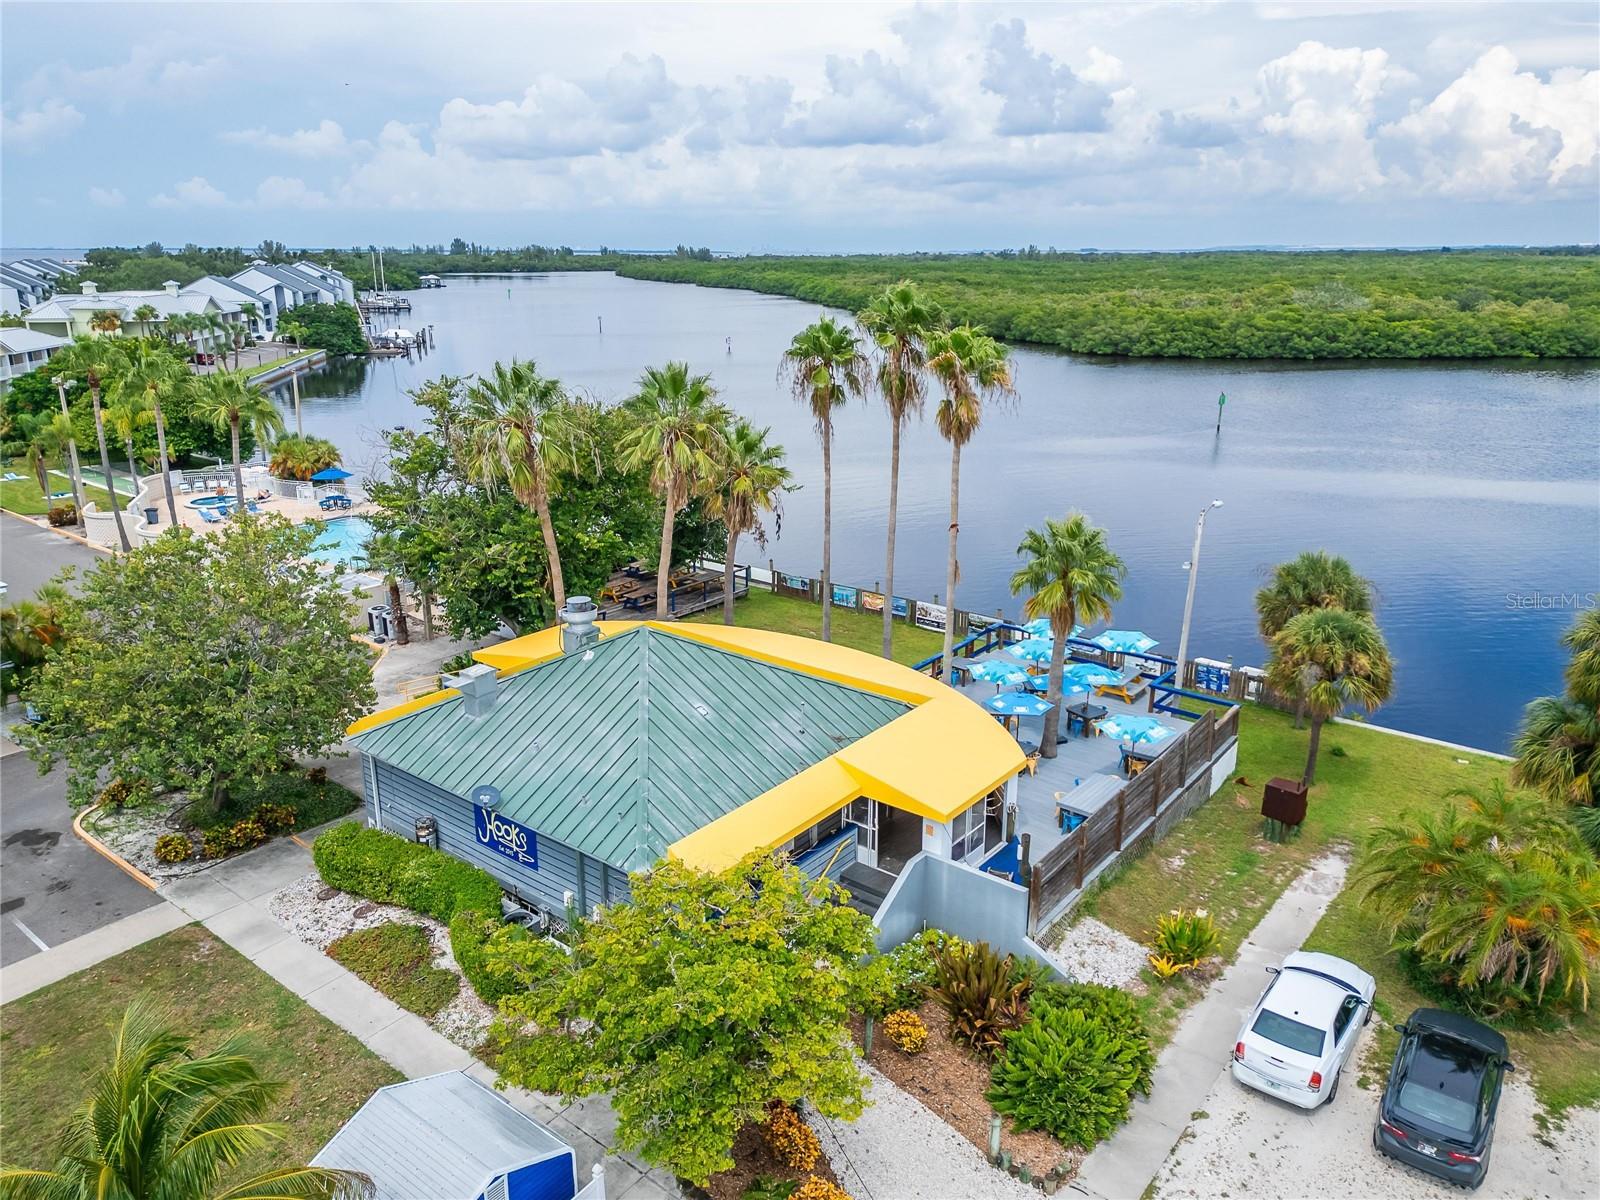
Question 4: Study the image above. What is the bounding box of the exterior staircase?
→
[838,863,897,918]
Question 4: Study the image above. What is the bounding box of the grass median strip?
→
[327,921,460,1017]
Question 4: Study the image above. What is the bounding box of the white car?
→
[1231,950,1376,1109]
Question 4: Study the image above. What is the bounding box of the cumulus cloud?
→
[1157,107,1243,148]
[150,176,228,208]
[88,185,125,207]
[1381,47,1598,196]
[18,47,225,112]
[255,175,330,208]
[982,19,1115,135]
[775,51,942,147]
[1,99,84,149]
[223,119,353,157]
[1254,40,1394,191]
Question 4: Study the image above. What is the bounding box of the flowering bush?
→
[794,1177,851,1200]
[761,1101,821,1172]
[153,833,193,864]
[883,1009,928,1054]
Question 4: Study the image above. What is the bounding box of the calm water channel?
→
[269,272,1600,751]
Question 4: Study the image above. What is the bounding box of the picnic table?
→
[950,656,982,685]
[1064,701,1108,738]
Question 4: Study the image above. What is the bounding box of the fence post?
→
[1115,791,1125,850]
[1076,832,1085,889]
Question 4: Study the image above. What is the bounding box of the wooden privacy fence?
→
[1028,704,1241,934]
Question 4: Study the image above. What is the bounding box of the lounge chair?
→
[1095,671,1151,704]
[199,508,223,524]
[2,472,25,482]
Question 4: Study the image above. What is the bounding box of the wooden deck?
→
[592,564,750,620]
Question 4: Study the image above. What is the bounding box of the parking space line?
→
[10,917,49,952]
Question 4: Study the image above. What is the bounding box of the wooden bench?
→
[1095,673,1151,704]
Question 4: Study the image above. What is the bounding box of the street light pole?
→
[1176,500,1223,688]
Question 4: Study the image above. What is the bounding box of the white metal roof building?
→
[311,1072,591,1200]
[0,327,71,392]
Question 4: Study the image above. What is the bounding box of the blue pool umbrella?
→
[1024,674,1090,697]
[310,467,353,482]
[969,659,1031,687]
[1091,629,1158,655]
[1098,714,1178,744]
[984,691,1055,719]
[1007,638,1056,665]
[1062,661,1123,688]
[1022,618,1084,638]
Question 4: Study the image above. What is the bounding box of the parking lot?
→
[1150,1024,1599,1200]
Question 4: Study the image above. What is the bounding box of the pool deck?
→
[147,469,373,537]
[949,651,1190,858]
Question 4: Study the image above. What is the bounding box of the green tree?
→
[1265,607,1394,785]
[1355,783,1600,1012]
[103,384,153,510]
[278,318,309,350]
[285,303,366,356]
[1513,611,1600,819]
[47,372,88,531]
[111,341,191,525]
[461,360,592,611]
[617,363,729,619]
[0,1001,372,1200]
[489,854,873,1185]
[707,419,792,624]
[131,302,160,339]
[927,325,1014,671]
[859,280,942,657]
[195,370,285,505]
[88,309,122,336]
[15,516,375,811]
[268,433,341,481]
[781,317,865,643]
[1010,514,1127,756]
[1563,609,1600,708]
[53,337,132,550]
[1255,551,1375,726]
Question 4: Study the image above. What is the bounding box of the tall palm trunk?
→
[151,398,178,525]
[89,383,131,552]
[57,383,87,533]
[387,576,411,645]
[722,523,740,625]
[654,491,677,620]
[820,418,833,642]
[534,489,566,611]
[1040,612,1072,758]
[229,417,245,506]
[121,439,142,511]
[1303,715,1325,786]
[882,417,902,659]
[940,442,962,675]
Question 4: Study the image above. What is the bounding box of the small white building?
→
[294,260,357,304]
[0,327,71,393]
[22,280,243,349]
[1,260,64,313]
[186,274,276,336]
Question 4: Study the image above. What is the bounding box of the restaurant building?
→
[347,601,1025,919]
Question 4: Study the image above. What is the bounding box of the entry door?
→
[844,797,878,868]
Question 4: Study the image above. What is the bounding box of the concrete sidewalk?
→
[1071,852,1350,1200]
[159,836,679,1199]
[0,901,189,1003]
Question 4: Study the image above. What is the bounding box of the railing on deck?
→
[1027,703,1241,934]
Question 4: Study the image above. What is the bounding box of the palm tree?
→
[707,419,792,625]
[1355,783,1600,1012]
[1513,696,1598,811]
[1256,551,1375,726]
[859,280,942,658]
[239,300,260,340]
[103,383,153,510]
[1265,607,1394,785]
[0,1001,373,1200]
[114,341,190,525]
[617,362,729,619]
[780,316,865,643]
[1010,514,1127,757]
[269,434,342,481]
[201,311,229,359]
[49,372,88,531]
[279,318,309,351]
[131,302,160,340]
[460,360,591,612]
[88,308,122,336]
[55,336,131,550]
[1561,609,1600,709]
[927,324,1014,673]
[195,370,285,505]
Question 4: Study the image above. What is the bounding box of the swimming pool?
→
[304,515,374,567]
[187,494,232,509]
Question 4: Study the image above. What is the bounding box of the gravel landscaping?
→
[269,872,493,1049]
[809,1063,1041,1199]
[1048,916,1149,989]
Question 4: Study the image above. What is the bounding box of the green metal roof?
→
[352,626,910,871]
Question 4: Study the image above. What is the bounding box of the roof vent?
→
[163,279,181,296]
[449,663,500,718]
[80,280,99,295]
[559,595,601,655]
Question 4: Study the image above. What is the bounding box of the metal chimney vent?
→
[449,663,500,718]
[559,595,601,655]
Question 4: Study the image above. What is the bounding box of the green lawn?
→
[1072,705,1598,1111]
[0,925,401,1169]
[684,587,944,666]
[246,351,313,378]
[0,470,118,517]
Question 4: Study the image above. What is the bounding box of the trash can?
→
[144,507,159,525]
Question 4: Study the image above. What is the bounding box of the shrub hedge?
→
[312,823,502,923]
[448,908,531,1005]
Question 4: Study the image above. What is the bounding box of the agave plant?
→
[928,939,1031,1057]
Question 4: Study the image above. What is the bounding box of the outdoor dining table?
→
[1064,702,1108,738]
[950,656,982,685]
[1119,738,1173,776]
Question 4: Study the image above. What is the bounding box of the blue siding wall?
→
[365,755,632,915]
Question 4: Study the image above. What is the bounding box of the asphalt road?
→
[0,751,161,966]
[0,511,106,601]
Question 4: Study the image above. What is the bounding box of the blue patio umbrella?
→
[1007,638,1056,665]
[984,692,1055,719]
[969,659,1031,687]
[1097,714,1177,744]
[1022,618,1084,638]
[1024,674,1090,697]
[1091,629,1158,655]
[310,467,353,482]
[1062,661,1122,688]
